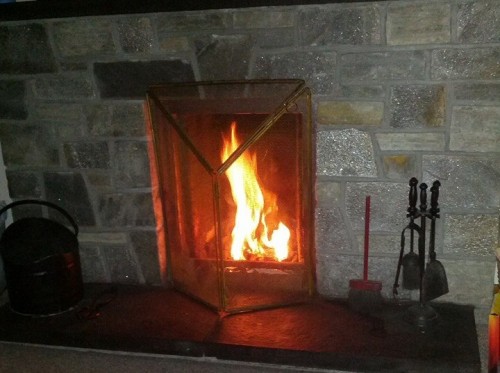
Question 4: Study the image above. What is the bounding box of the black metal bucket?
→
[0,200,83,316]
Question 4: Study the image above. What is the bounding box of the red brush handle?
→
[364,195,371,281]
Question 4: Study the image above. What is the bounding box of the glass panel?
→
[147,80,314,313]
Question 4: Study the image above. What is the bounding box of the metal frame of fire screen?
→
[146,79,315,314]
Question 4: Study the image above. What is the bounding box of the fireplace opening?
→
[146,80,316,313]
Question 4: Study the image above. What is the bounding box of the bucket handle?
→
[0,199,79,237]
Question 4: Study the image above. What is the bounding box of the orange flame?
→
[221,122,290,262]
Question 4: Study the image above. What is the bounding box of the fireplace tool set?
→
[393,177,449,330]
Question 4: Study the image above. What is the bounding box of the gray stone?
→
[79,245,109,283]
[316,181,342,207]
[341,51,426,81]
[376,133,445,151]
[130,230,162,284]
[450,106,500,152]
[64,142,111,169]
[79,232,128,245]
[117,17,154,53]
[0,23,57,74]
[423,155,500,210]
[382,155,417,180]
[86,103,145,137]
[331,84,385,99]
[390,85,446,128]
[113,141,151,188]
[6,171,42,199]
[94,60,195,99]
[387,3,450,45]
[317,101,383,126]
[316,129,377,177]
[196,35,253,81]
[345,182,408,232]
[33,102,83,125]
[299,5,381,46]
[454,83,500,101]
[33,74,94,100]
[234,9,295,28]
[43,172,95,226]
[98,192,155,227]
[0,80,27,120]
[315,206,351,256]
[102,246,139,284]
[354,233,400,255]
[0,123,59,167]
[86,171,113,189]
[52,19,115,57]
[438,259,496,307]
[159,36,190,53]
[157,12,231,32]
[458,1,500,43]
[246,29,295,49]
[254,51,336,95]
[432,48,500,80]
[443,214,498,257]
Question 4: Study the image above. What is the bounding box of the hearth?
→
[146,80,315,313]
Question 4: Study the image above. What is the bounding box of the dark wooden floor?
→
[0,283,481,372]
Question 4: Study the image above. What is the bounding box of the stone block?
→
[315,206,351,255]
[0,23,56,74]
[94,60,195,99]
[432,48,500,80]
[79,232,128,245]
[387,3,450,45]
[438,259,496,307]
[382,155,416,180]
[443,214,498,257]
[376,133,445,151]
[450,106,500,152]
[341,51,426,81]
[331,84,385,99]
[317,101,383,126]
[457,1,500,43]
[98,192,155,227]
[157,12,231,32]
[52,19,115,57]
[159,36,191,53]
[345,182,408,232]
[117,17,154,53]
[234,9,295,28]
[86,171,113,189]
[6,171,42,199]
[316,181,342,207]
[43,171,96,226]
[454,83,500,102]
[64,142,111,169]
[390,85,446,128]
[196,34,253,81]
[298,5,381,46]
[354,233,400,255]
[102,246,139,284]
[0,80,27,120]
[423,155,499,210]
[247,28,295,49]
[79,245,109,283]
[113,141,151,188]
[86,103,145,137]
[0,123,59,167]
[254,50,336,95]
[33,74,94,100]
[316,129,377,177]
[33,102,83,124]
[130,230,162,284]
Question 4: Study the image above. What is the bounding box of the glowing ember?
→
[221,122,290,262]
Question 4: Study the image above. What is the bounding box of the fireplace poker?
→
[348,196,383,314]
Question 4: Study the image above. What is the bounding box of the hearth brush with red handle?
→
[348,195,383,314]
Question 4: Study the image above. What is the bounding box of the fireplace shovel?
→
[422,181,449,302]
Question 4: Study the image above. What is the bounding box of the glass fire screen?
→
[146,80,315,313]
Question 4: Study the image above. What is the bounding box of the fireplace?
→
[146,80,315,313]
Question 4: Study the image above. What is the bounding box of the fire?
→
[221,122,290,262]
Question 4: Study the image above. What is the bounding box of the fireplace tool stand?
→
[394,178,449,331]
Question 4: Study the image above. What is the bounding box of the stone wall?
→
[0,0,499,323]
